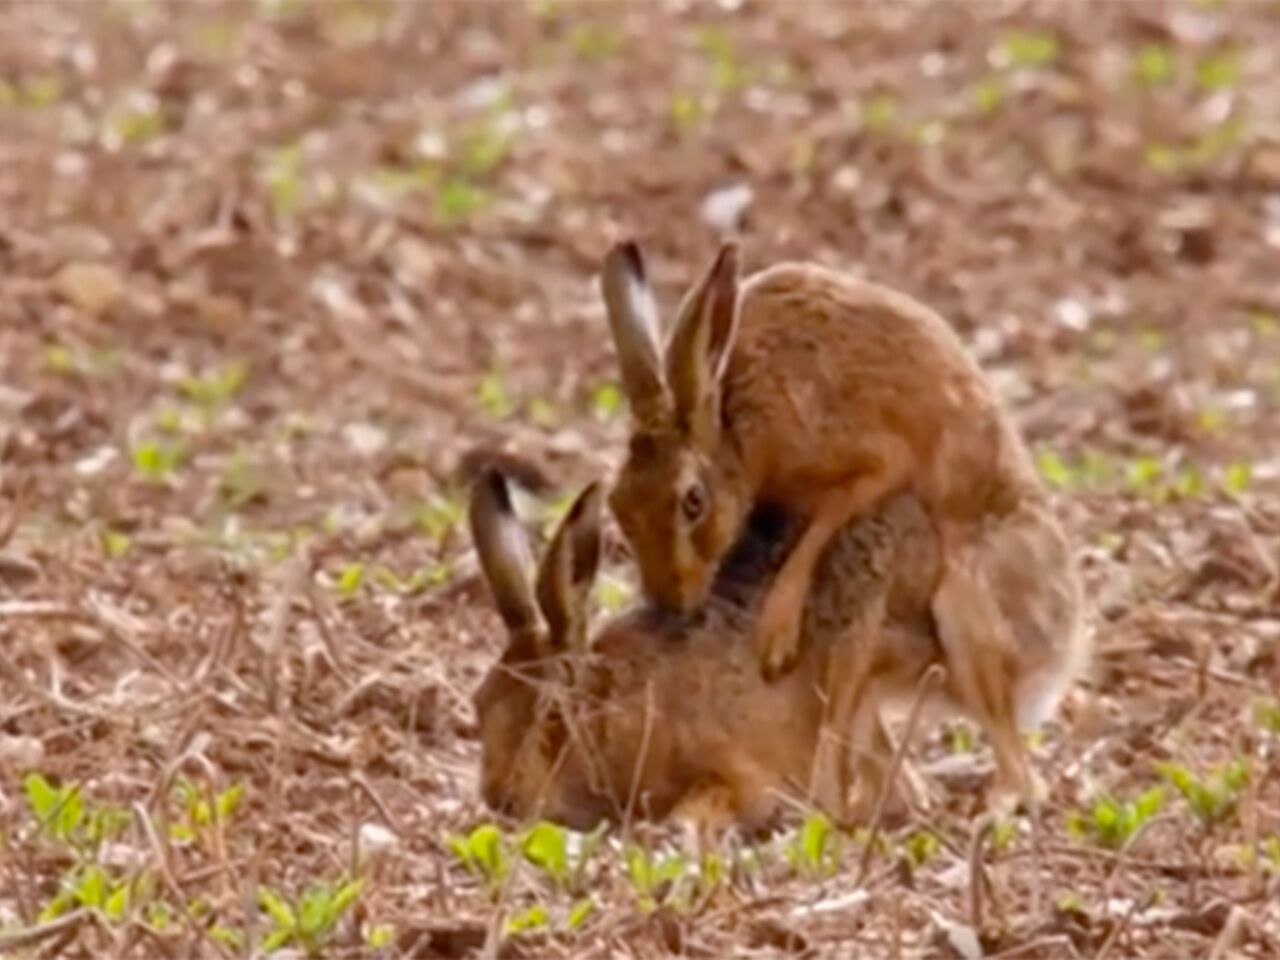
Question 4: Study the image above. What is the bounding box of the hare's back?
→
[726,264,997,492]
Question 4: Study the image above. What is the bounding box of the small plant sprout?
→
[1156,759,1249,828]
[1221,461,1253,496]
[258,877,363,956]
[997,29,1061,70]
[262,144,304,220]
[1254,697,1280,735]
[169,777,245,850]
[518,820,606,895]
[622,843,688,913]
[503,904,549,938]
[448,823,511,894]
[415,489,467,542]
[178,360,248,413]
[785,810,840,878]
[477,369,514,419]
[130,438,184,483]
[1133,44,1175,87]
[102,529,132,558]
[903,830,941,867]
[1066,786,1165,850]
[24,773,130,855]
[590,382,624,420]
[332,562,365,598]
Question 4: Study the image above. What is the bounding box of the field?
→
[1,1,1279,957]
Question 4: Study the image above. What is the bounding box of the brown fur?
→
[601,242,1090,809]
[470,470,945,835]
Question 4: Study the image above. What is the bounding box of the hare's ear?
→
[664,241,741,446]
[601,241,670,428]
[469,470,541,653]
[535,481,604,654]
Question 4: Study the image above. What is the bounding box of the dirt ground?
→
[1,1,1279,957]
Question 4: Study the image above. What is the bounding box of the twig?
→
[967,814,996,934]
[1094,890,1156,960]
[1207,905,1249,960]
[855,663,946,884]
[0,909,90,951]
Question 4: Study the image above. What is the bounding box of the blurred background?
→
[1,1,1278,957]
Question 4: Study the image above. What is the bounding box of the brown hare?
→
[468,468,944,835]
[600,239,1088,811]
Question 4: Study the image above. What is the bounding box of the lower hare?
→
[601,240,1088,811]
[468,468,1084,835]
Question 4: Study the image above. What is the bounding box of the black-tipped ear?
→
[469,470,540,642]
[601,240,671,428]
[664,241,741,445]
[535,482,604,653]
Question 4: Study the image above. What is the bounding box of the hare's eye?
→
[680,483,708,524]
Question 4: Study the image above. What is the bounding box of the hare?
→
[468,468,945,835]
[600,239,1088,810]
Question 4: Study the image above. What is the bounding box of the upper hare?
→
[601,240,1088,809]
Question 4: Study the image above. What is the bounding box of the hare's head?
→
[601,240,751,613]
[468,470,607,828]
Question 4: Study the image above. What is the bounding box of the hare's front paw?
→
[756,584,803,680]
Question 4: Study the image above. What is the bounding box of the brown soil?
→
[1,2,1278,957]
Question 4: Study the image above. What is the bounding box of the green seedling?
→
[333,563,365,598]
[262,145,303,219]
[178,360,248,412]
[24,774,130,854]
[477,369,514,419]
[365,923,395,948]
[258,878,363,957]
[220,449,266,508]
[903,830,941,867]
[415,490,466,542]
[948,721,974,754]
[503,903,548,938]
[448,823,511,893]
[594,575,633,614]
[169,777,244,847]
[1195,51,1238,92]
[697,25,752,93]
[23,73,64,107]
[1221,462,1252,496]
[1066,786,1165,850]
[102,529,133,558]
[568,23,622,62]
[623,843,688,913]
[1133,44,1174,87]
[590,382,624,420]
[669,91,709,134]
[1263,836,1280,874]
[374,563,452,595]
[39,863,136,924]
[862,92,898,132]
[130,438,184,483]
[784,810,840,878]
[435,178,491,225]
[969,75,1004,114]
[1254,698,1280,735]
[999,29,1060,69]
[107,101,165,147]
[1157,759,1249,827]
[567,898,595,929]
[518,820,606,894]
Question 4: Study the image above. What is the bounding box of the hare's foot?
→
[756,576,806,679]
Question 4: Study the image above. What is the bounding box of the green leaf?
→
[1000,29,1060,69]
[521,821,568,883]
[104,882,129,920]
[799,810,833,873]
[590,383,624,420]
[1133,44,1174,86]
[297,885,332,937]
[262,927,294,951]
[1221,462,1252,496]
[216,782,245,822]
[146,901,173,931]
[76,865,108,909]
[23,773,61,824]
[503,904,548,936]
[330,878,364,918]
[258,886,297,930]
[335,563,365,597]
[38,891,76,923]
[366,923,395,948]
[567,898,595,929]
[1195,51,1238,92]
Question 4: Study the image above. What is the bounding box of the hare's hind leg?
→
[930,541,1040,813]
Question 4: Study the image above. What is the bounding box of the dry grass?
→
[1,1,1278,957]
